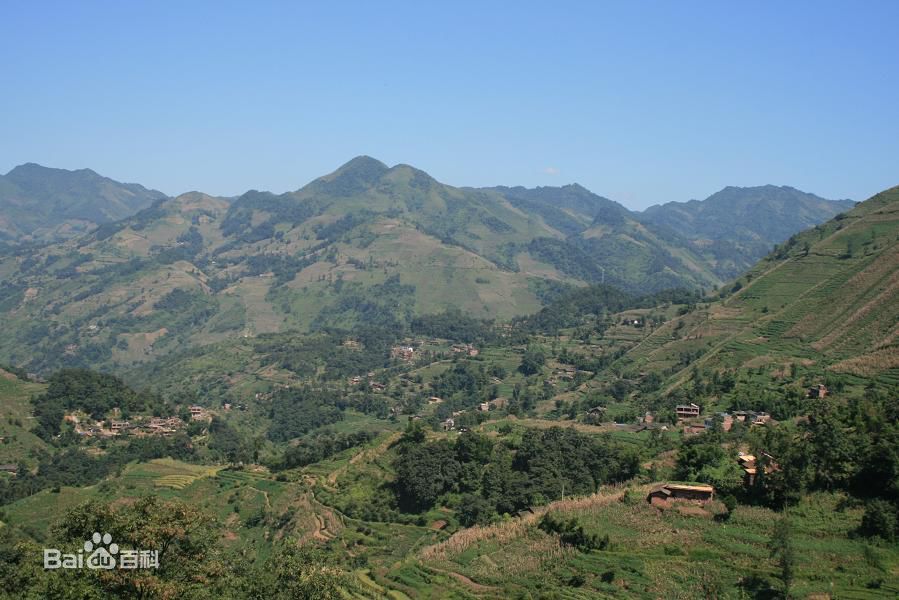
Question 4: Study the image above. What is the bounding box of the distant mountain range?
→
[638,185,855,278]
[0,163,166,242]
[0,157,858,373]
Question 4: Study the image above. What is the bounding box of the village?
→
[61,404,214,438]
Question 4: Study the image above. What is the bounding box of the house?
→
[189,405,204,418]
[807,384,828,399]
[641,412,655,425]
[647,483,715,505]
[738,453,757,486]
[451,343,479,356]
[478,402,490,412]
[370,382,386,392]
[587,406,606,416]
[683,424,706,437]
[442,418,455,431]
[428,396,443,404]
[751,412,771,425]
[0,464,18,476]
[732,410,771,425]
[675,403,701,419]
[110,420,131,431]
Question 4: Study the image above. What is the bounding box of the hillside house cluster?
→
[391,345,416,361]
[451,344,479,357]
[66,413,186,438]
[349,372,383,389]
[682,410,771,437]
[732,411,771,425]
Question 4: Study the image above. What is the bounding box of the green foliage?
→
[394,439,460,512]
[768,514,796,598]
[457,493,495,527]
[33,369,166,437]
[267,387,344,443]
[860,499,899,542]
[410,308,496,343]
[273,429,378,470]
[519,345,546,375]
[311,274,415,332]
[538,512,609,551]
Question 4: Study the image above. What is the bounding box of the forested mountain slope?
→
[0,163,166,242]
[638,185,855,278]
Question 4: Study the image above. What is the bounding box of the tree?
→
[768,515,796,598]
[40,496,228,599]
[859,499,898,542]
[394,440,460,512]
[457,493,494,527]
[519,345,546,376]
[254,543,348,599]
[455,431,493,464]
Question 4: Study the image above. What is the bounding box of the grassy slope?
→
[402,488,898,599]
[0,370,46,467]
[0,159,731,376]
[620,186,899,388]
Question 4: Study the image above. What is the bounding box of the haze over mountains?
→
[0,157,857,374]
[0,163,166,242]
[639,185,855,276]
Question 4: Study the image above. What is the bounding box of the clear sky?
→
[1,1,897,210]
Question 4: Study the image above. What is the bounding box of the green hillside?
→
[0,163,166,242]
[617,185,899,394]
[639,185,856,279]
[0,157,721,375]
[0,369,47,467]
[0,181,897,597]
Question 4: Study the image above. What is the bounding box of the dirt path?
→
[326,432,401,485]
[425,566,498,593]
[249,486,271,510]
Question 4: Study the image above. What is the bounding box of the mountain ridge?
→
[0,163,167,242]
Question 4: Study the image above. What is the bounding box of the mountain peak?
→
[333,155,389,177]
[310,156,391,195]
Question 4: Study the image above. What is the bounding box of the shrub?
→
[859,499,898,541]
[538,513,609,551]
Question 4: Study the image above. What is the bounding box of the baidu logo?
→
[44,532,159,570]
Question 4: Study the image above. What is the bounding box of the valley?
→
[0,167,896,599]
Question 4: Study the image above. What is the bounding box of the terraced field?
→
[620,186,899,384]
[398,488,899,599]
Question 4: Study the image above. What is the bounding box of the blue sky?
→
[1,1,897,209]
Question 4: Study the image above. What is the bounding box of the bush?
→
[538,513,609,551]
[859,499,898,541]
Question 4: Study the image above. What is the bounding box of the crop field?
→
[0,370,47,466]
[401,489,899,599]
